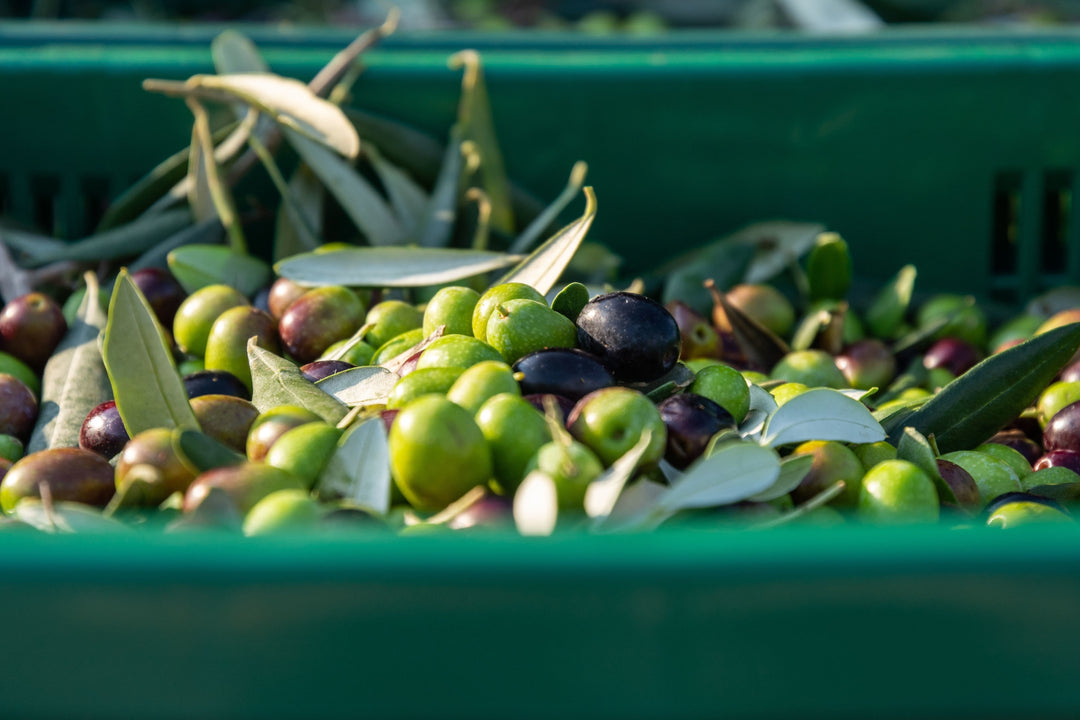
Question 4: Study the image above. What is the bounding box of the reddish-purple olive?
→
[657,393,735,469]
[923,337,983,377]
[1035,449,1080,475]
[0,292,67,372]
[985,429,1043,467]
[1043,400,1080,453]
[130,267,186,329]
[936,458,981,512]
[0,374,37,442]
[300,360,354,383]
[835,339,896,390]
[79,400,129,459]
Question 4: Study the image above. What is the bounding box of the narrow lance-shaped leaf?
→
[496,187,597,296]
[885,322,1080,453]
[129,218,224,274]
[28,272,112,453]
[416,124,465,248]
[896,426,958,507]
[315,366,398,408]
[866,264,916,339]
[246,132,323,258]
[276,247,521,288]
[23,210,191,269]
[450,50,514,236]
[760,387,885,447]
[584,430,656,520]
[102,269,199,436]
[192,73,360,159]
[173,428,245,473]
[187,97,246,254]
[167,244,271,297]
[656,441,781,513]
[366,145,429,237]
[316,417,391,515]
[284,127,404,247]
[510,162,589,255]
[747,454,814,503]
[273,164,324,262]
[247,339,348,424]
[707,279,789,372]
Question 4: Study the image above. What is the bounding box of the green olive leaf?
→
[866,264,916,339]
[791,308,832,352]
[510,162,589,255]
[450,50,514,236]
[129,218,224,273]
[23,209,192,269]
[276,247,521,288]
[805,232,852,302]
[28,272,111,453]
[167,244,271,297]
[738,383,778,441]
[366,145,429,237]
[284,127,405,246]
[102,269,199,436]
[96,122,239,232]
[247,339,348,424]
[760,387,885,447]
[551,281,590,322]
[891,313,951,357]
[583,430,656,521]
[495,187,597,296]
[194,73,359,159]
[172,428,245,474]
[751,480,847,529]
[415,125,465,248]
[591,479,670,534]
[747,453,814,502]
[315,366,398,407]
[13,499,131,534]
[656,441,781,513]
[316,417,391,515]
[657,239,756,317]
[273,164,324,262]
[708,280,789,372]
[187,97,246,253]
[896,426,958,507]
[885,322,1080,453]
[513,470,560,536]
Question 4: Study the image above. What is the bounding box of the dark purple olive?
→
[923,337,983,377]
[512,348,614,401]
[1061,360,1080,384]
[0,292,67,373]
[79,400,129,459]
[1035,449,1080,474]
[447,494,514,531]
[183,370,251,400]
[936,458,981,512]
[252,286,272,316]
[1043,400,1080,453]
[575,291,681,383]
[0,375,37,442]
[985,429,1043,466]
[131,267,186,329]
[835,339,896,390]
[657,393,735,469]
[300,360,354,383]
[523,393,576,423]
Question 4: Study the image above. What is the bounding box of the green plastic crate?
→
[2,26,1080,720]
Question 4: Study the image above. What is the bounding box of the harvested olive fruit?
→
[657,393,735,469]
[386,367,464,410]
[183,370,251,400]
[923,337,982,377]
[985,429,1042,466]
[446,360,519,415]
[472,282,546,341]
[512,348,614,401]
[0,292,67,373]
[279,285,366,364]
[524,439,604,510]
[935,459,981,512]
[246,406,322,462]
[423,285,480,337]
[130,267,186,329]
[475,393,550,492]
[266,277,307,321]
[790,440,865,507]
[299,360,354,383]
[114,427,197,506]
[485,299,577,365]
[939,450,1022,508]
[567,386,667,467]
[189,394,260,454]
[667,300,720,361]
[722,284,795,338]
[575,291,680,383]
[172,284,248,357]
[79,400,129,459]
[1034,450,1080,475]
[203,306,279,392]
[689,363,751,424]
[414,335,503,371]
[857,459,939,524]
[243,489,324,536]
[0,374,37,442]
[1041,400,1080,452]
[364,300,424,350]
[1,447,115,512]
[771,350,847,389]
[264,422,342,489]
[834,339,896,390]
[183,462,305,515]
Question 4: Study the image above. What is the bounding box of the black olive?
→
[183,370,251,400]
[657,393,735,469]
[512,348,614,401]
[575,291,680,382]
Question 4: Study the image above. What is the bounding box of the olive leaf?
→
[513,470,560,536]
[415,124,465,248]
[866,264,916,339]
[791,308,832,352]
[509,161,589,255]
[248,133,323,256]
[284,127,406,246]
[583,430,656,521]
[747,453,814,502]
[366,145,429,237]
[657,239,756,317]
[172,428,245,474]
[276,247,521,288]
[129,218,224,273]
[738,383,778,442]
[551,281,590,322]
[315,366,398,407]
[450,50,514,236]
[102,269,199,436]
[247,339,349,424]
[28,272,111,453]
[96,122,239,232]
[274,164,324,262]
[191,73,360,158]
[760,387,885,447]
[896,426,958,506]
[0,225,68,262]
[187,96,247,253]
[379,325,445,375]
[655,441,781,514]
[316,417,391,515]
[707,279,789,372]
[751,480,846,530]
[591,479,670,534]
[167,244,271,297]
[495,187,597,296]
[211,29,270,77]
[22,209,192,268]
[884,322,1080,453]
[13,499,132,534]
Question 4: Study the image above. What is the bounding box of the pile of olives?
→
[0,245,1078,536]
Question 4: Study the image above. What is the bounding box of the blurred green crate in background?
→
[2,25,1080,720]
